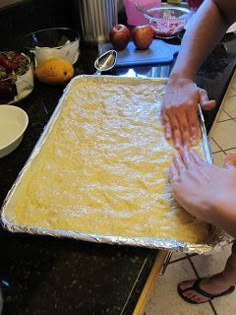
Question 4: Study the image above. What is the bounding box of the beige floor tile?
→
[225,148,236,154]
[210,120,236,150]
[212,151,226,166]
[190,244,232,278]
[144,259,214,315]
[230,72,236,91]
[209,138,221,153]
[216,110,231,122]
[224,86,236,98]
[170,251,187,262]
[190,244,236,315]
[225,86,236,98]
[211,289,236,315]
[222,96,236,118]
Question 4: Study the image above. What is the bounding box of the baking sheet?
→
[1,75,232,254]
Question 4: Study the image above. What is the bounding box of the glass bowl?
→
[22,27,80,65]
[144,5,191,39]
[0,51,34,104]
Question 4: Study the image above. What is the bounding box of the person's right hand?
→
[168,149,236,237]
[161,77,216,148]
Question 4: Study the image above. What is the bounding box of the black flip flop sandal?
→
[177,279,235,304]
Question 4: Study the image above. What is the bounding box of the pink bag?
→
[124,0,161,26]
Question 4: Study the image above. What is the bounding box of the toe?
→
[182,289,210,303]
[179,279,196,291]
[183,290,195,298]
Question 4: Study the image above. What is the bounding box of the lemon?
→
[35,58,74,85]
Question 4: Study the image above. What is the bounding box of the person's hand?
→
[161,77,216,148]
[168,149,236,227]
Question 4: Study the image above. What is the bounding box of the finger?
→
[187,107,200,146]
[167,113,182,149]
[180,147,194,169]
[223,152,236,169]
[161,105,166,123]
[162,112,172,139]
[190,150,206,167]
[168,165,179,182]
[173,152,186,174]
[199,89,216,110]
[173,127,182,149]
[201,100,216,111]
[176,111,191,147]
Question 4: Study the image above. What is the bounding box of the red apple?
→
[132,25,154,50]
[109,24,131,51]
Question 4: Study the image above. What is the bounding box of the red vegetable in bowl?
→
[153,20,185,37]
[0,51,30,103]
[13,53,28,62]
[0,51,29,75]
[0,59,17,73]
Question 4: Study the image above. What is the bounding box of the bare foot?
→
[179,278,233,303]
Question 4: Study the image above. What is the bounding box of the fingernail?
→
[191,137,198,146]
[175,143,182,150]
[183,142,190,150]
[165,132,171,139]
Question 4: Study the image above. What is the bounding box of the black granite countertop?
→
[0,45,159,315]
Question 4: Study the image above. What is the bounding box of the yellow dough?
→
[5,77,210,243]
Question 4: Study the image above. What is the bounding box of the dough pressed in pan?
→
[5,77,210,243]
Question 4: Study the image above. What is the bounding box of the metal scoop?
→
[94,50,117,75]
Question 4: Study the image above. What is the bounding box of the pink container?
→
[124,0,161,26]
[187,0,204,11]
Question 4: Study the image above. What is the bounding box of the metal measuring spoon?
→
[94,50,117,75]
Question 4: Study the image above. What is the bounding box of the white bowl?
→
[0,105,29,158]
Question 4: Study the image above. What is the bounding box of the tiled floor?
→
[144,70,236,315]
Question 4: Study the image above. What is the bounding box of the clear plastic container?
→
[124,0,161,26]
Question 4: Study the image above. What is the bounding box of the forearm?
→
[208,198,236,238]
[170,0,233,81]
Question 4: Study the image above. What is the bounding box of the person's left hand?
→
[168,149,236,225]
[161,77,216,149]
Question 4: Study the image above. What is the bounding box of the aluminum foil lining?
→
[1,75,233,254]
